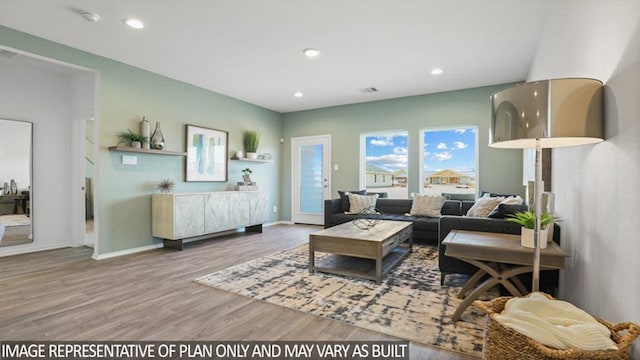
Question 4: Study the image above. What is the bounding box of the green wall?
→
[281,85,524,221]
[0,26,282,254]
[1,25,526,253]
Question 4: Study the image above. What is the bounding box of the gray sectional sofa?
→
[323,196,561,295]
[324,197,469,244]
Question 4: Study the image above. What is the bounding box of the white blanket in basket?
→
[494,292,618,351]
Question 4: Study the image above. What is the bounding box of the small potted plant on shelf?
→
[242,168,252,184]
[117,129,148,149]
[506,210,556,248]
[157,179,176,193]
[243,130,260,159]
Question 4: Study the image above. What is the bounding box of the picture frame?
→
[185,124,228,182]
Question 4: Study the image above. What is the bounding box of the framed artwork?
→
[185,124,228,182]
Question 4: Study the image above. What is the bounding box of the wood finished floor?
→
[0,224,476,360]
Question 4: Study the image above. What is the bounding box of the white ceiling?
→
[0,0,553,113]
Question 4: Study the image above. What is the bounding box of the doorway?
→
[291,135,331,225]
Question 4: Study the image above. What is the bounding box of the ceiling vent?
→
[359,87,378,93]
[0,49,18,60]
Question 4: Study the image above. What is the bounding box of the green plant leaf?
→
[243,130,260,153]
[506,210,556,229]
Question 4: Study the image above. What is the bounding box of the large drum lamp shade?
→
[490,78,604,149]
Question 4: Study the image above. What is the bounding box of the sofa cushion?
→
[488,203,529,219]
[467,195,504,217]
[338,190,366,212]
[441,200,462,216]
[375,199,413,214]
[346,193,379,214]
[410,216,440,232]
[407,193,445,217]
[442,192,476,201]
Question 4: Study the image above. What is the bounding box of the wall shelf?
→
[230,157,274,163]
[108,145,187,156]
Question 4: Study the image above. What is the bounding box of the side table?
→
[442,230,567,322]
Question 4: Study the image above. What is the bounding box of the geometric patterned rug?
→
[196,244,497,357]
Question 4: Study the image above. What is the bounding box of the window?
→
[361,132,408,199]
[421,127,477,198]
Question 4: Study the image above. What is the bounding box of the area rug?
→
[0,214,30,227]
[196,244,498,356]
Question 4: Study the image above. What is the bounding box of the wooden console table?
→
[442,230,567,322]
[0,194,27,215]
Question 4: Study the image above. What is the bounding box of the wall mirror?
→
[0,119,32,247]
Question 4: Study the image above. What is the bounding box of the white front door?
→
[291,135,331,225]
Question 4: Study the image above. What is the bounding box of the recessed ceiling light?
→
[294,92,304,98]
[303,48,320,58]
[431,68,443,75]
[80,11,100,23]
[124,18,145,29]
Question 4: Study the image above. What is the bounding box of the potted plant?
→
[117,129,148,149]
[157,179,175,193]
[243,130,260,159]
[506,210,556,248]
[242,168,252,184]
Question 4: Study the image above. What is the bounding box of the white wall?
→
[528,1,640,357]
[0,50,95,256]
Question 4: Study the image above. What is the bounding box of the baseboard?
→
[0,241,71,258]
[270,220,295,225]
[92,222,298,260]
[93,243,163,260]
[264,221,294,226]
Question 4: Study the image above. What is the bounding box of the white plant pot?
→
[246,152,258,159]
[521,227,548,249]
[131,141,142,149]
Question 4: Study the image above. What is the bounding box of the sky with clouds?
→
[365,127,476,177]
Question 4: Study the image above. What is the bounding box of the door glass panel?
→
[299,144,323,213]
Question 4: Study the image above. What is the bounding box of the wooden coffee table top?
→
[443,230,567,269]
[311,220,412,242]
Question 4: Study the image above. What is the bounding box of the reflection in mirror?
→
[0,119,32,247]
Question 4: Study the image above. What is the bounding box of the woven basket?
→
[474,294,640,360]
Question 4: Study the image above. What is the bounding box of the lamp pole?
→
[532,138,543,292]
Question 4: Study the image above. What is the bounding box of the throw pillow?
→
[338,190,366,212]
[346,193,379,214]
[406,193,445,217]
[466,195,504,217]
[488,204,529,219]
[487,196,524,218]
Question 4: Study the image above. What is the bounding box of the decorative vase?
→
[10,179,17,195]
[140,116,151,150]
[236,150,244,159]
[242,174,252,184]
[521,227,548,249]
[3,182,9,195]
[246,152,257,159]
[150,121,165,150]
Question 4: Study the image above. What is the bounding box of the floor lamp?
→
[489,78,604,292]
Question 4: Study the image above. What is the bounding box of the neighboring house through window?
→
[361,131,408,199]
[421,126,478,200]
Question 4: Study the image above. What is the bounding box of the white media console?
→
[151,191,269,249]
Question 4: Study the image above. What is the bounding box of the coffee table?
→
[309,220,412,284]
[442,230,567,322]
